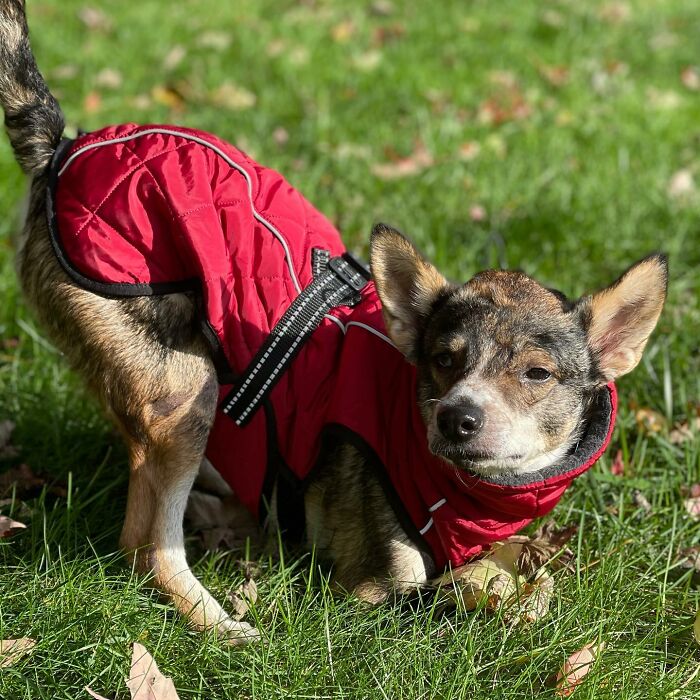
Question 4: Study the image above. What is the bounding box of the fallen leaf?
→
[517,522,577,576]
[669,417,700,444]
[95,68,123,89]
[272,127,289,146]
[77,6,113,32]
[85,687,113,700]
[83,91,102,114]
[681,67,700,91]
[433,539,524,611]
[228,576,258,621]
[0,420,18,458]
[0,463,43,497]
[610,449,625,476]
[598,2,630,23]
[369,0,395,17]
[509,569,555,624]
[372,23,405,47]
[197,30,231,51]
[151,85,186,112]
[684,498,700,521]
[632,489,652,516]
[458,141,480,161]
[539,64,570,87]
[695,611,700,645]
[163,46,186,71]
[52,64,79,80]
[353,50,382,72]
[371,143,433,180]
[667,169,695,200]
[0,515,26,538]
[554,643,605,696]
[478,92,531,125]
[469,204,487,222]
[677,546,700,577]
[330,20,355,43]
[126,643,180,700]
[635,407,667,433]
[681,483,700,499]
[211,82,256,111]
[0,638,36,668]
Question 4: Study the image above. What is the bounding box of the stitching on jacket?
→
[70,142,192,241]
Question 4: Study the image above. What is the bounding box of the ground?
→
[1,0,699,698]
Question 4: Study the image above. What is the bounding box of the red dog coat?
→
[47,124,617,570]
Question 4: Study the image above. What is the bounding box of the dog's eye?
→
[434,352,453,369]
[524,367,551,381]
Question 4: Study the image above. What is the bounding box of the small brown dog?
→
[0,1,666,644]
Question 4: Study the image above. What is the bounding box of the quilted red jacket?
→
[47,124,617,570]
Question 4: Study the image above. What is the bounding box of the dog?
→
[0,1,667,644]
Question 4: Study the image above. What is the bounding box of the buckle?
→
[328,255,369,292]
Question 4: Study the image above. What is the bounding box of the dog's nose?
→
[436,403,484,442]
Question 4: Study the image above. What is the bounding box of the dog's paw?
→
[217,619,261,646]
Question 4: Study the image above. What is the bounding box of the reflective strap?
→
[221,251,370,426]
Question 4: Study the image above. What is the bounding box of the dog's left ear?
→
[579,254,668,382]
[370,223,449,362]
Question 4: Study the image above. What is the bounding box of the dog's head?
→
[370,224,667,477]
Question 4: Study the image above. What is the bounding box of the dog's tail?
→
[0,0,64,176]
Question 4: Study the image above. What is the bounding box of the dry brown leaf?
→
[635,407,667,433]
[95,68,123,89]
[684,498,700,521]
[469,205,487,222]
[0,638,36,668]
[211,83,256,111]
[369,0,395,17]
[517,522,577,576]
[126,643,180,700]
[539,65,570,87]
[681,67,700,91]
[667,169,695,200]
[669,417,700,444]
[163,46,186,71]
[371,143,433,180]
[83,91,102,114]
[85,687,112,700]
[228,576,258,621]
[554,642,605,696]
[372,23,405,47]
[330,20,356,43]
[197,31,231,51]
[458,142,480,161]
[598,2,630,24]
[508,569,555,624]
[77,6,113,32]
[632,489,652,516]
[151,85,186,112]
[610,449,625,476]
[0,515,26,539]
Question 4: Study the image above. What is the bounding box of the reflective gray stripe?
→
[57,127,303,294]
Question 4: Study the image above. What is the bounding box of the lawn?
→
[1,0,700,697]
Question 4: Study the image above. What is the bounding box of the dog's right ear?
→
[370,223,449,362]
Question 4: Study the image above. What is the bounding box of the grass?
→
[1,0,700,697]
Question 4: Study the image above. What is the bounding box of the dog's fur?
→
[0,1,667,643]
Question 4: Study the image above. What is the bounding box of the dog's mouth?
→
[429,440,524,473]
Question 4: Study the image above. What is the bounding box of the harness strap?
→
[221,249,370,426]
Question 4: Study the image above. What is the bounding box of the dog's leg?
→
[115,343,259,643]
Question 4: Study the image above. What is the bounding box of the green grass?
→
[1,0,700,697]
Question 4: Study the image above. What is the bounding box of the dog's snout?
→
[436,403,484,443]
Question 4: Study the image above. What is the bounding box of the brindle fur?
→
[0,1,667,643]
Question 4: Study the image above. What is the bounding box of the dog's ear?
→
[579,254,668,382]
[370,223,449,361]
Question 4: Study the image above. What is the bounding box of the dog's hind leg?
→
[111,320,259,643]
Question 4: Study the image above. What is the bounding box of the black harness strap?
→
[221,249,370,426]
